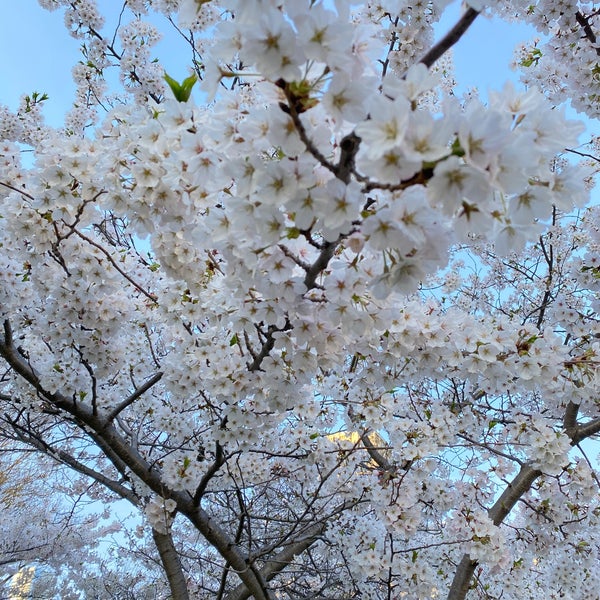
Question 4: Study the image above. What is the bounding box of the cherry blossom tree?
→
[1,1,600,598]
[0,447,124,599]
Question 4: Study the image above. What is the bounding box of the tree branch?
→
[226,521,325,600]
[447,464,541,600]
[152,527,191,600]
[575,11,600,56]
[4,421,140,506]
[193,441,225,506]
[563,401,580,438]
[0,319,271,600]
[105,371,163,424]
[73,229,158,304]
[0,180,34,200]
[447,393,600,599]
[570,415,600,445]
[303,241,338,291]
[419,8,480,68]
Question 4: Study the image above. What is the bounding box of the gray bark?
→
[152,528,191,600]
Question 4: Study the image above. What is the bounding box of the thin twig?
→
[105,372,163,424]
[0,181,34,200]
[566,147,600,162]
[281,87,337,177]
[73,229,158,304]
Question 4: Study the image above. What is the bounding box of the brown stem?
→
[226,521,325,600]
[575,11,600,56]
[419,8,480,69]
[73,229,158,304]
[446,394,600,599]
[105,371,163,423]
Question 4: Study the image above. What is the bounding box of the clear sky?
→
[0,1,543,128]
[0,0,81,121]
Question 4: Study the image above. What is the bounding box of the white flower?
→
[355,95,411,159]
[243,12,306,81]
[322,73,371,125]
[428,155,492,214]
[316,179,363,241]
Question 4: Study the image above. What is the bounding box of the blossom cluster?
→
[0,1,599,598]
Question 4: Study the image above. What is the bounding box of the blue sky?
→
[0,0,81,121]
[0,1,542,128]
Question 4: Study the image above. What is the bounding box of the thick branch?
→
[447,383,600,599]
[575,11,600,56]
[226,522,325,600]
[303,241,338,290]
[247,322,292,372]
[336,132,361,184]
[0,320,70,406]
[447,465,541,600]
[487,465,542,526]
[563,401,580,438]
[570,415,600,445]
[447,554,478,600]
[152,528,191,600]
[361,431,393,471]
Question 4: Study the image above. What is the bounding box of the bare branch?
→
[5,422,140,505]
[303,241,338,291]
[105,371,163,424]
[226,520,331,600]
[575,11,600,56]
[419,8,479,68]
[193,441,225,506]
[0,180,34,200]
[570,416,600,445]
[563,401,580,437]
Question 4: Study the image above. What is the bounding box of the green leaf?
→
[164,72,182,99]
[229,334,239,347]
[450,137,465,157]
[520,47,542,68]
[180,74,198,100]
[164,72,197,102]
